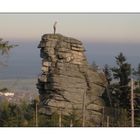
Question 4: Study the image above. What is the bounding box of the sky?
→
[0,13,140,79]
[0,13,140,43]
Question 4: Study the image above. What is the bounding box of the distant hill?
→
[0,40,140,79]
[0,78,38,95]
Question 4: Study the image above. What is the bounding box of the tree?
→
[111,52,131,109]
[0,38,17,92]
[0,38,17,66]
[132,63,140,126]
[0,38,16,55]
[103,64,112,85]
[92,61,98,71]
[0,100,20,126]
[135,63,140,77]
[102,64,113,106]
[101,53,131,126]
[134,63,140,88]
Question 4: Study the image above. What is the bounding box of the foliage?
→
[0,38,17,56]
[102,64,113,106]
[92,61,98,71]
[0,38,17,67]
[0,100,34,127]
[133,63,140,89]
[134,93,140,126]
[111,52,131,108]
[0,87,8,92]
[0,98,84,127]
[102,52,133,126]
[103,64,112,85]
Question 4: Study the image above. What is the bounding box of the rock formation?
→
[37,34,107,126]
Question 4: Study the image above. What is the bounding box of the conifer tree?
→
[0,38,17,66]
[135,63,140,88]
[92,61,98,71]
[0,38,17,55]
[103,64,112,85]
[102,64,112,106]
[111,52,131,109]
[133,63,140,126]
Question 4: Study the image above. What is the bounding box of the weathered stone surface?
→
[37,33,107,126]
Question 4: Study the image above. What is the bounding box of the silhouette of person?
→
[53,21,57,34]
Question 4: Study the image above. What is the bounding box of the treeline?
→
[0,98,81,127]
[0,99,38,127]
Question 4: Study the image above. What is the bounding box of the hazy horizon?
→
[0,39,140,79]
[0,14,140,79]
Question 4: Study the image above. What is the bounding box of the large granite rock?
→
[37,34,107,126]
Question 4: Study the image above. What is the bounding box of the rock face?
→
[37,34,107,126]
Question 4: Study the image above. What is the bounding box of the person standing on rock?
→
[53,21,57,34]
